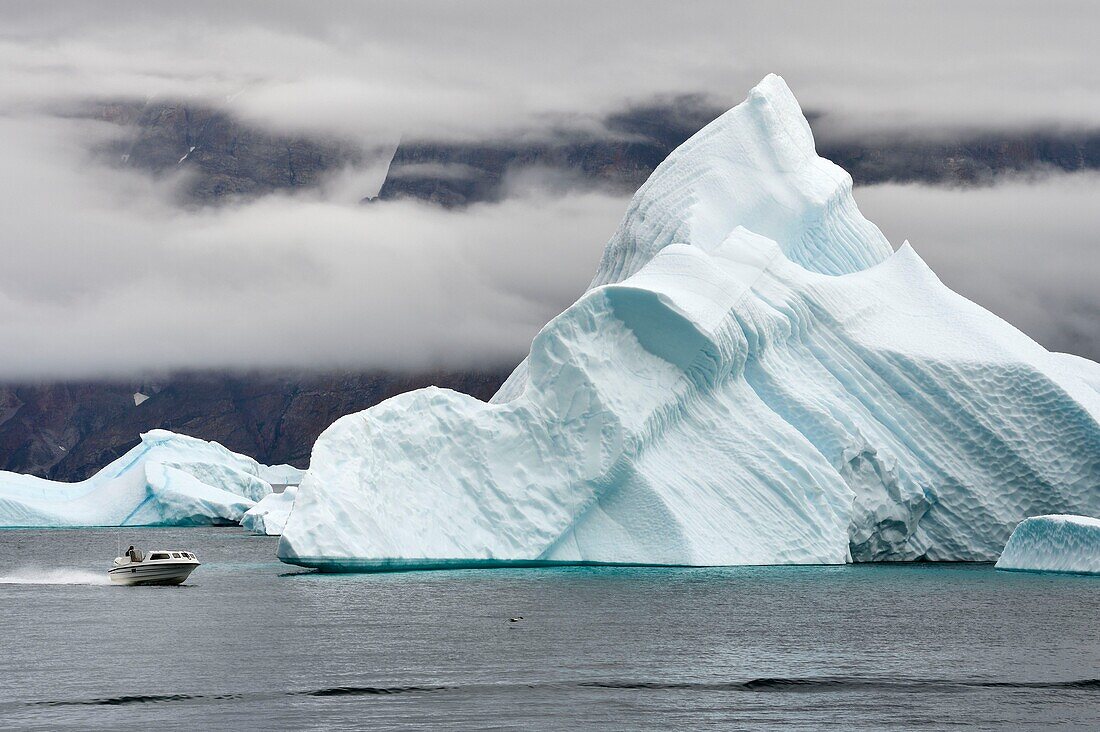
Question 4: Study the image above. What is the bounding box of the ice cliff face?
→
[278,75,1100,571]
[996,515,1100,575]
[0,430,304,527]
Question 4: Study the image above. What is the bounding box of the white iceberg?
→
[995,515,1100,575]
[240,486,299,536]
[0,429,304,527]
[278,75,1100,571]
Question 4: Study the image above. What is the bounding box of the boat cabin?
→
[149,551,196,561]
[120,549,197,563]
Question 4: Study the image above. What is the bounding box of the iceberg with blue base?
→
[241,486,299,536]
[995,515,1100,575]
[0,430,305,527]
[278,75,1100,571]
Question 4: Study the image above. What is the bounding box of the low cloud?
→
[3,1,1100,145]
[855,174,1100,361]
[0,113,624,377]
[0,109,1095,377]
[0,1,1096,377]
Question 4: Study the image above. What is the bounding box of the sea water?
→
[0,528,1096,730]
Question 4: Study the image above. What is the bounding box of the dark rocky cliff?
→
[95,97,1100,208]
[94,101,364,203]
[0,370,508,481]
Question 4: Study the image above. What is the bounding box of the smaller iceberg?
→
[240,486,299,536]
[0,430,305,527]
[995,515,1100,576]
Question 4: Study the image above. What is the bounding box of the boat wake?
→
[0,568,109,585]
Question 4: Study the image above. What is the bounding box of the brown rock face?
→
[98,101,365,204]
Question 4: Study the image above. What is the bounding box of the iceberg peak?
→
[493,74,892,403]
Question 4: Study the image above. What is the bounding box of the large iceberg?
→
[995,515,1100,575]
[241,486,299,536]
[0,430,304,527]
[278,75,1100,571]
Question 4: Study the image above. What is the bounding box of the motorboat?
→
[108,548,200,586]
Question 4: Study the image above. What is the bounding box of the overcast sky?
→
[0,1,1097,377]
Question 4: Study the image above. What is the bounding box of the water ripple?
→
[25,676,1098,708]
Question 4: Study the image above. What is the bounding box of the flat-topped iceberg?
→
[278,75,1100,572]
[0,430,304,527]
[996,515,1100,575]
[241,486,299,536]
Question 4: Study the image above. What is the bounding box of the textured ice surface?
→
[995,515,1100,575]
[491,74,893,404]
[241,486,299,536]
[0,430,302,527]
[279,75,1100,571]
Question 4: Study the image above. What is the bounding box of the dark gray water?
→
[0,528,1096,730]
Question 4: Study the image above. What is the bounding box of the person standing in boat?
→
[126,545,142,562]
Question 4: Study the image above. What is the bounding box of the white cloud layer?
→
[2,1,1100,142]
[0,1,1096,376]
[1,105,1095,377]
[0,114,623,377]
[856,174,1100,360]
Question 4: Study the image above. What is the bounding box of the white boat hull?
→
[108,560,199,586]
